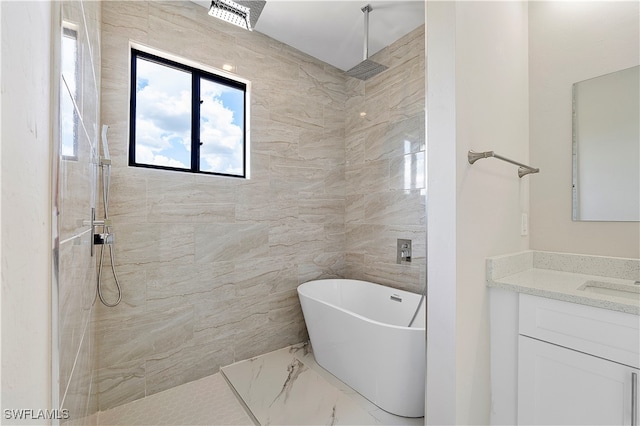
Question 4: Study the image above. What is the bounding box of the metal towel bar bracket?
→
[468,150,539,178]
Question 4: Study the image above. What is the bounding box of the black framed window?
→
[129,49,248,178]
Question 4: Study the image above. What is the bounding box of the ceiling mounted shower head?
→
[346,58,388,81]
[209,0,252,31]
[345,4,388,81]
[236,0,266,30]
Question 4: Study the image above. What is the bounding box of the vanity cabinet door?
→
[518,336,639,426]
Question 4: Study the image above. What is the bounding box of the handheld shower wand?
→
[100,125,111,209]
[101,124,111,161]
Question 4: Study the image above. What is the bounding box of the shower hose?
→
[96,152,122,307]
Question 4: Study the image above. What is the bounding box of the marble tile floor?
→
[96,343,424,426]
[96,373,253,425]
[221,343,424,426]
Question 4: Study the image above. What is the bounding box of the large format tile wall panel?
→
[57,0,101,423]
[98,1,348,410]
[98,2,425,410]
[344,26,426,294]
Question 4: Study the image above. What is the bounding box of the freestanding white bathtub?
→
[297,279,425,418]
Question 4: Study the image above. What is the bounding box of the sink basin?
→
[578,280,640,301]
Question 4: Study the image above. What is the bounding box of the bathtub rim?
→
[298,278,426,331]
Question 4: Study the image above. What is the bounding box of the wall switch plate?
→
[521,213,528,236]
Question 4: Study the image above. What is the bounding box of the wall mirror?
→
[572,65,639,222]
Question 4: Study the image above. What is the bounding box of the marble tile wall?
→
[57,0,102,424]
[344,26,426,294]
[98,1,425,411]
[98,1,349,410]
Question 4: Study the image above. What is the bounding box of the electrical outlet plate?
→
[521,213,528,236]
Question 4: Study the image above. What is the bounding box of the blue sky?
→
[135,57,244,174]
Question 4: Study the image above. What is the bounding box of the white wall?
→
[1,1,53,422]
[0,1,3,415]
[427,1,529,424]
[426,2,457,423]
[529,1,640,257]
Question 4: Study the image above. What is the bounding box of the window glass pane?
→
[130,49,248,177]
[61,28,78,158]
[199,77,245,176]
[135,58,192,169]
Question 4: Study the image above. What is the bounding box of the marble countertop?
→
[488,268,640,315]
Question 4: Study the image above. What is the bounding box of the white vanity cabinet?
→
[518,336,637,425]
[517,294,640,426]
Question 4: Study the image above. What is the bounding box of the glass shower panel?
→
[55,1,102,421]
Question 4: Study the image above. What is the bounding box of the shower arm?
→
[362,4,372,60]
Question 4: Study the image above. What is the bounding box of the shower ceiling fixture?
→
[345,4,388,80]
[192,1,424,71]
[209,0,252,30]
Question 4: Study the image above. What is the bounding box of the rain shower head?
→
[209,0,252,31]
[236,0,266,30]
[345,4,388,81]
[346,59,388,81]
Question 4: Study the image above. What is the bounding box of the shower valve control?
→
[94,233,114,245]
[397,239,412,264]
[83,207,114,256]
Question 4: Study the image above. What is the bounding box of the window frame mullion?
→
[191,73,201,173]
[129,50,139,167]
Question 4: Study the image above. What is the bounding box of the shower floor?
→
[96,372,252,425]
[97,343,424,426]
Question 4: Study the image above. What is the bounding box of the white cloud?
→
[199,80,244,174]
[135,144,188,169]
[135,58,192,166]
[134,57,244,175]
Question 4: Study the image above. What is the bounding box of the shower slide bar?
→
[468,150,539,178]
